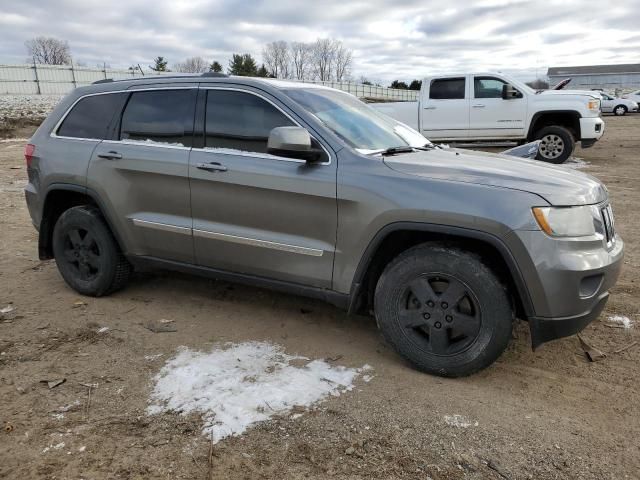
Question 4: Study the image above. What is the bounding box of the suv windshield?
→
[283,88,428,153]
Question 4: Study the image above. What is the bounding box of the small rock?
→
[345,447,355,455]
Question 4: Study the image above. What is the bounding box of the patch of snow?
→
[0,95,63,119]
[444,415,478,428]
[58,400,81,412]
[1,305,14,314]
[51,413,65,420]
[42,442,65,454]
[362,375,374,383]
[147,342,368,443]
[564,157,590,170]
[78,446,86,453]
[0,138,30,143]
[124,138,185,147]
[144,353,164,361]
[97,326,109,334]
[607,315,633,329]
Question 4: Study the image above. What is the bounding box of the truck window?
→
[474,77,507,99]
[57,93,128,140]
[204,90,295,154]
[429,78,465,100]
[120,89,196,147]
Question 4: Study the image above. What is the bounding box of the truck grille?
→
[601,204,615,246]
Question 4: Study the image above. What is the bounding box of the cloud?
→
[0,0,637,83]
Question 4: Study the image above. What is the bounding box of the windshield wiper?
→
[380,146,415,156]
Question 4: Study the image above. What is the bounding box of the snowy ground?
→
[148,342,370,443]
[0,94,62,119]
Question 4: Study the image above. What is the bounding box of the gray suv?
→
[24,74,624,377]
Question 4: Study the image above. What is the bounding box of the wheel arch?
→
[527,110,581,141]
[39,184,125,260]
[348,223,535,321]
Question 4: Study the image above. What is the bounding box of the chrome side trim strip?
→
[193,229,323,257]
[131,218,191,234]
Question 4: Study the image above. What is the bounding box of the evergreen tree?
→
[210,61,223,73]
[256,64,270,77]
[228,53,258,76]
[150,56,168,72]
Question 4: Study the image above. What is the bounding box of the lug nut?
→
[423,313,431,320]
[441,302,448,309]
[445,315,453,322]
[434,321,442,329]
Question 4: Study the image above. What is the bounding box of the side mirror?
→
[502,83,520,100]
[267,126,321,162]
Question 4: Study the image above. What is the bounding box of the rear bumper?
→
[579,116,604,141]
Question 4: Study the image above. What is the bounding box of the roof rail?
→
[92,72,230,85]
[200,72,229,78]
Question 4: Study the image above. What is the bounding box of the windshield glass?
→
[283,88,429,153]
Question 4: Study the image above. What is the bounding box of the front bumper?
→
[507,229,624,348]
[579,116,605,142]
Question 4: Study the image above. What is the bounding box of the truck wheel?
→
[374,244,512,377]
[535,126,574,164]
[52,205,132,296]
[613,105,627,116]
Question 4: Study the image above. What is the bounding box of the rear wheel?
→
[52,205,131,296]
[613,105,627,116]
[374,244,513,377]
[535,125,574,164]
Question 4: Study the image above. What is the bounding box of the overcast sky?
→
[0,0,637,83]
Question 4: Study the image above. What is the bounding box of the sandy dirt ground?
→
[0,116,638,479]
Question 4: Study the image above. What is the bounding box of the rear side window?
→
[120,89,196,146]
[204,90,295,153]
[429,78,466,100]
[57,93,127,139]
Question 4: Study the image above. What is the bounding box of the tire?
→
[374,244,513,377]
[534,125,575,164]
[52,205,132,296]
[613,105,627,116]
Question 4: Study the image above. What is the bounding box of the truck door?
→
[469,76,526,138]
[421,77,469,140]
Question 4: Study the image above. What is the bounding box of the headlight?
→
[532,206,600,237]
[587,99,600,113]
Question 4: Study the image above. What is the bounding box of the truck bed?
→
[371,101,419,131]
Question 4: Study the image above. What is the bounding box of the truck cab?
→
[373,72,605,163]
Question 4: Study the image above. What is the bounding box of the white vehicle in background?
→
[372,73,605,163]
[598,92,639,116]
[622,89,640,107]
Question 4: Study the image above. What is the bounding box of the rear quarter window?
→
[56,93,128,139]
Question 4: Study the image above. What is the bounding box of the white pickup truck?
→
[372,73,605,163]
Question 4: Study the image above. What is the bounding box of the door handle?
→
[196,162,227,172]
[472,104,485,108]
[97,151,123,160]
[423,106,437,110]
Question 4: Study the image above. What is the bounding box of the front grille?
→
[601,204,615,246]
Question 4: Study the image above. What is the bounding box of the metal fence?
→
[0,64,418,101]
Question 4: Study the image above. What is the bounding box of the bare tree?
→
[311,38,338,81]
[333,41,352,82]
[25,36,71,65]
[262,41,290,79]
[173,56,208,73]
[290,42,312,80]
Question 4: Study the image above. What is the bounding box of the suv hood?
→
[383,148,607,206]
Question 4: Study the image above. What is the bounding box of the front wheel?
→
[613,105,627,116]
[535,125,575,164]
[374,244,513,377]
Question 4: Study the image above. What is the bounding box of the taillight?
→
[25,143,35,168]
